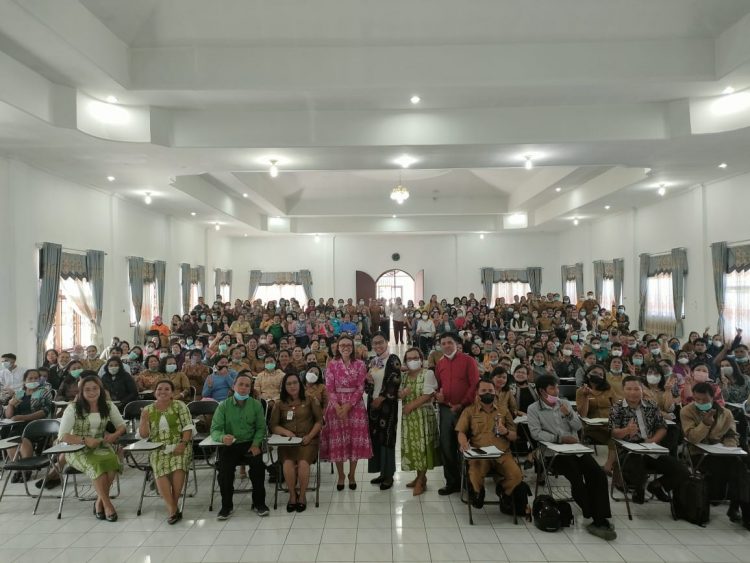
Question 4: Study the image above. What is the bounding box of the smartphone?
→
[473,447,487,455]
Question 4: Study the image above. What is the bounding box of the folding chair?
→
[533,441,590,513]
[611,438,671,520]
[120,400,155,445]
[123,439,188,516]
[684,440,748,506]
[198,436,264,511]
[186,400,219,496]
[268,434,321,509]
[460,448,518,525]
[0,419,60,513]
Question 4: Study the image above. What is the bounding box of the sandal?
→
[167,513,180,525]
[105,511,118,522]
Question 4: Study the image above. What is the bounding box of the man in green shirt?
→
[210,373,269,519]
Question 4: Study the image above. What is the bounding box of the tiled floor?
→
[1,455,750,563]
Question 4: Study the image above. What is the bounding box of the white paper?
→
[696,443,747,455]
[581,417,608,425]
[540,441,593,454]
[463,445,503,458]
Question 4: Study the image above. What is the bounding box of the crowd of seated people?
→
[1,291,749,537]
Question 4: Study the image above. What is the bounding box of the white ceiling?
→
[1,0,750,236]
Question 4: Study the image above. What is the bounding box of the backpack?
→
[671,474,709,527]
[532,495,574,532]
[500,482,532,521]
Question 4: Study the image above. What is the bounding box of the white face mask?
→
[406,360,422,371]
[611,350,622,357]
[646,374,661,385]
[305,371,318,384]
[562,349,572,357]
[721,366,734,376]
[678,357,689,365]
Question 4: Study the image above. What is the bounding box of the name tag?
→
[286,410,294,421]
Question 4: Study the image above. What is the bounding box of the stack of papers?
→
[267,434,303,446]
[616,441,669,454]
[463,445,503,458]
[540,441,593,454]
[696,443,747,455]
[581,417,609,425]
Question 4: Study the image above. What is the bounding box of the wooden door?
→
[355,270,376,303]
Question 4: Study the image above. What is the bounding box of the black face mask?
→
[589,375,605,388]
[480,393,495,404]
[307,362,317,368]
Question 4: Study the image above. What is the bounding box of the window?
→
[45,289,94,351]
[491,281,531,304]
[376,270,415,304]
[645,273,676,334]
[129,281,159,327]
[601,278,616,309]
[219,283,231,302]
[724,270,750,337]
[253,284,307,304]
[190,282,200,311]
[564,279,577,302]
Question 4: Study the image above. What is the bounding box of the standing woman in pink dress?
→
[320,335,372,490]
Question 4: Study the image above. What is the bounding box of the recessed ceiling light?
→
[479,234,485,239]
[106,95,118,103]
[410,95,421,104]
[394,154,418,168]
[524,155,534,170]
[243,233,248,237]
[314,235,320,242]
[723,86,735,95]
[555,187,561,192]
[190,212,196,216]
[719,162,728,169]
[573,218,579,226]
[657,184,666,196]
[214,222,221,231]
[392,214,397,218]
[269,160,279,178]
[604,205,611,210]
[242,193,248,198]
[106,175,115,182]
[144,192,152,205]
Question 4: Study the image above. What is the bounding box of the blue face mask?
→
[234,391,249,401]
[695,401,713,412]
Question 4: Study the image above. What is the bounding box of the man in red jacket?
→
[435,332,480,495]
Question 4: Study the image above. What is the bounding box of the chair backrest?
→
[22,418,61,443]
[122,399,154,421]
[558,385,577,401]
[187,400,218,417]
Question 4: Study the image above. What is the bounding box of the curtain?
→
[248,270,262,299]
[59,277,99,347]
[481,267,495,300]
[671,248,688,337]
[492,281,531,303]
[560,266,568,297]
[711,242,728,336]
[154,260,166,317]
[298,269,313,299]
[601,279,616,310]
[197,266,206,298]
[36,243,62,364]
[645,273,676,335]
[593,261,605,304]
[128,257,145,344]
[613,258,624,306]
[180,263,191,314]
[723,270,750,340]
[638,253,650,330]
[575,263,583,299]
[526,267,542,295]
[85,250,104,349]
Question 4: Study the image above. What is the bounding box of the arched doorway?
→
[376,269,416,305]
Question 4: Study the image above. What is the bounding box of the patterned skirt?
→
[320,401,372,462]
[149,445,192,478]
[400,404,441,472]
[67,445,122,480]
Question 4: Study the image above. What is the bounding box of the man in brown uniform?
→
[456,379,524,509]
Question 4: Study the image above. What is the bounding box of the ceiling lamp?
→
[394,154,417,168]
[214,222,221,231]
[410,95,421,105]
[604,205,611,210]
[269,160,279,178]
[657,184,666,196]
[190,211,196,216]
[144,192,152,205]
[719,162,728,169]
[524,155,534,170]
[723,86,735,95]
[106,95,118,103]
[479,234,485,240]
[390,184,410,204]
[106,175,115,182]
[555,187,561,192]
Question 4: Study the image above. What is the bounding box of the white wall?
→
[228,232,560,301]
[557,171,750,334]
[0,157,209,366]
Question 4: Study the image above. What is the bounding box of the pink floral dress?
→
[320,358,372,462]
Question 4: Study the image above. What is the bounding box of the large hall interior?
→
[3,1,750,562]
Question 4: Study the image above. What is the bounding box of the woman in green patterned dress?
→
[138,379,194,524]
[398,347,441,496]
[58,374,126,521]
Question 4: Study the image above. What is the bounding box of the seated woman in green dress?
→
[58,373,126,522]
[138,379,195,524]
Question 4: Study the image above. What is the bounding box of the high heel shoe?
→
[336,478,345,491]
[348,475,357,490]
[93,502,105,520]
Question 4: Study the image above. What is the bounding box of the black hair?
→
[622,375,642,387]
[439,332,462,344]
[155,379,175,391]
[22,369,39,382]
[1,353,17,361]
[158,354,178,373]
[692,382,714,396]
[280,372,306,403]
[535,374,558,392]
[74,373,110,418]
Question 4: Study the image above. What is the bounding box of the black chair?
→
[558,385,577,402]
[120,400,155,445]
[0,419,60,513]
[186,400,219,495]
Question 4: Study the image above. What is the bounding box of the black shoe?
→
[438,486,459,496]
[254,504,270,517]
[336,483,345,491]
[286,503,296,513]
[105,512,118,522]
[471,487,486,509]
[296,502,307,513]
[379,479,394,491]
[217,508,233,520]
[728,503,742,523]
[167,513,180,525]
[11,472,21,484]
[647,480,670,503]
[93,503,105,520]
[632,488,645,505]
[370,476,384,485]
[523,459,534,470]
